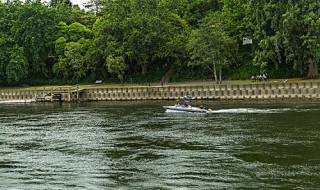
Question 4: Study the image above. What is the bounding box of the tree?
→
[12,0,57,77]
[91,0,189,79]
[6,46,29,82]
[53,22,92,81]
[67,22,92,41]
[0,0,56,83]
[282,0,320,79]
[218,0,251,37]
[0,36,29,83]
[123,4,172,75]
[106,55,127,84]
[214,0,254,80]
[84,0,102,15]
[187,13,237,83]
[251,0,320,79]
[50,0,72,8]
[70,6,96,27]
[53,41,89,81]
[181,0,220,27]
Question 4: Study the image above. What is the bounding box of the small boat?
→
[163,105,213,113]
[163,96,213,113]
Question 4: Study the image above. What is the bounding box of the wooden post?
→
[51,87,53,102]
[35,88,37,102]
[76,85,79,102]
[68,87,71,102]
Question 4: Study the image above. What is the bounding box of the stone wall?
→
[83,82,320,101]
[0,90,38,101]
[1,82,319,101]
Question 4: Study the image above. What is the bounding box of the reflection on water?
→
[0,101,320,189]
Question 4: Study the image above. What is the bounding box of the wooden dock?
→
[34,86,85,102]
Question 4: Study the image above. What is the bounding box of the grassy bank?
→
[0,84,142,91]
[1,78,320,91]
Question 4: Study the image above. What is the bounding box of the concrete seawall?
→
[1,82,320,102]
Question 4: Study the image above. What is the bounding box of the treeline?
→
[0,0,319,86]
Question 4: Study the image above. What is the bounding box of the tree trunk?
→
[213,61,218,84]
[219,68,222,84]
[307,57,319,79]
[142,65,148,75]
[120,77,124,86]
[160,69,172,83]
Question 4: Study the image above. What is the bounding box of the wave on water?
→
[164,108,290,114]
[212,108,292,114]
[0,100,35,104]
[164,108,294,114]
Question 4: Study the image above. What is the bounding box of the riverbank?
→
[1,78,318,91]
[0,79,319,102]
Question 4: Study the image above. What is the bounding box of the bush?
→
[225,64,260,80]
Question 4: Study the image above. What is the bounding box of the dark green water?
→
[0,100,320,189]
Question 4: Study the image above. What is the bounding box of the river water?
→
[0,100,319,189]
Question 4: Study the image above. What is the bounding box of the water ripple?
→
[0,101,320,189]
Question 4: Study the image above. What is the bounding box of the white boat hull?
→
[163,106,213,113]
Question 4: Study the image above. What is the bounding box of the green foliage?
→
[50,0,73,8]
[225,63,259,80]
[6,46,29,82]
[68,22,92,41]
[187,13,238,81]
[85,0,192,84]
[170,66,212,82]
[53,21,92,81]
[251,0,320,79]
[1,0,319,87]
[106,55,127,83]
[13,0,57,76]
[55,37,67,55]
[127,66,167,83]
[218,0,251,37]
[182,0,221,27]
[53,41,89,81]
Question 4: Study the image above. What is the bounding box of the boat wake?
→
[211,108,291,114]
[164,107,291,114]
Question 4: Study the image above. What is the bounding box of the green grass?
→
[0,83,142,91]
[225,78,320,85]
[1,78,319,91]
